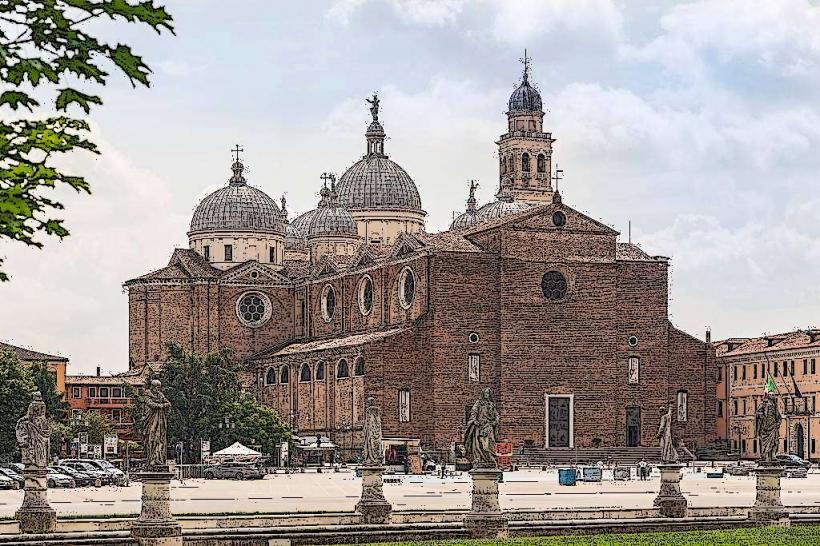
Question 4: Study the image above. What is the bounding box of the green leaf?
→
[109,43,151,86]
[0,91,39,111]
[55,88,103,114]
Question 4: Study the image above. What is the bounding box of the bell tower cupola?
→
[496,50,556,205]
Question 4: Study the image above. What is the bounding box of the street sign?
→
[78,432,88,445]
[104,434,118,455]
[80,443,88,454]
[92,444,102,458]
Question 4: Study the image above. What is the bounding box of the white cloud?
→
[490,0,622,46]
[326,0,464,26]
[325,0,370,25]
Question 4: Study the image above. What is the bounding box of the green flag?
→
[765,374,776,394]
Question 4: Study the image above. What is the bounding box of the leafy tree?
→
[49,418,72,457]
[72,409,112,445]
[29,362,69,422]
[0,0,175,280]
[0,349,36,460]
[217,393,291,459]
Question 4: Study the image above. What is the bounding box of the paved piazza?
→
[0,467,818,518]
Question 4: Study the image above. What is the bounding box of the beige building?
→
[715,329,820,461]
[0,341,68,394]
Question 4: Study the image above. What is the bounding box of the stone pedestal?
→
[131,469,181,545]
[749,464,786,523]
[355,465,392,524]
[463,468,508,539]
[653,464,687,518]
[15,467,56,534]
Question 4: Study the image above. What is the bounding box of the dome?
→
[190,160,284,235]
[508,79,542,113]
[451,210,478,230]
[285,222,307,250]
[307,205,358,238]
[290,208,317,235]
[476,198,532,222]
[337,156,422,211]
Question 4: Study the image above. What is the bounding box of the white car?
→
[0,474,15,490]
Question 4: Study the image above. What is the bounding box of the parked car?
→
[0,467,24,489]
[8,463,23,473]
[53,464,100,487]
[783,467,808,479]
[774,454,811,469]
[60,461,110,485]
[47,468,75,488]
[724,462,752,476]
[203,462,265,480]
[0,475,15,490]
[85,459,128,486]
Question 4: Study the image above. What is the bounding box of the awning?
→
[211,442,263,457]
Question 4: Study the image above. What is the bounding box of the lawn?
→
[357,525,820,545]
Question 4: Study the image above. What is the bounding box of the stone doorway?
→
[626,406,641,447]
[545,394,573,448]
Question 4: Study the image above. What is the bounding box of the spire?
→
[229,144,246,186]
[519,49,531,83]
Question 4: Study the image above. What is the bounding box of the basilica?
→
[125,60,716,456]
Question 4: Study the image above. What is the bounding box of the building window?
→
[99,387,109,398]
[204,245,210,261]
[541,271,568,301]
[354,357,364,376]
[358,275,374,316]
[398,267,415,310]
[812,359,816,374]
[716,366,722,382]
[732,400,738,415]
[112,387,122,398]
[741,439,746,453]
[269,247,275,263]
[677,391,688,422]
[299,363,311,382]
[717,400,723,417]
[753,363,758,379]
[72,386,81,398]
[813,438,817,454]
[742,399,747,415]
[742,365,747,381]
[627,357,640,385]
[733,365,737,381]
[112,409,121,423]
[521,152,530,172]
[804,359,808,375]
[753,439,758,453]
[236,292,271,327]
[321,284,336,322]
[468,354,480,382]
[468,332,480,344]
[224,244,233,261]
[336,359,349,379]
[398,389,411,423]
[784,438,788,452]
[552,211,567,227]
[280,366,289,384]
[790,360,795,376]
[537,153,546,173]
[266,368,276,385]
[88,387,97,398]
[316,362,325,381]
[774,364,778,378]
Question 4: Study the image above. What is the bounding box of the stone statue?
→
[142,379,171,469]
[656,405,678,463]
[16,392,49,469]
[362,396,383,466]
[366,93,380,121]
[464,388,499,469]
[468,180,479,201]
[755,392,781,463]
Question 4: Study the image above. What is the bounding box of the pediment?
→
[349,244,379,269]
[512,204,619,235]
[220,261,292,284]
[311,255,341,279]
[389,232,425,259]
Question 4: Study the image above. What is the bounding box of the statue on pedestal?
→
[143,380,171,470]
[16,392,49,469]
[464,388,499,469]
[362,396,383,466]
[755,391,781,463]
[656,405,678,463]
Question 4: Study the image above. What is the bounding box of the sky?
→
[1,0,819,375]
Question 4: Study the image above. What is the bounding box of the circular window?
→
[358,275,374,316]
[321,284,336,322]
[552,211,567,227]
[628,335,639,348]
[541,271,568,301]
[236,292,272,327]
[398,267,415,310]
[250,271,259,279]
[468,332,480,344]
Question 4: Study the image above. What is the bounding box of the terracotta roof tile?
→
[0,341,67,362]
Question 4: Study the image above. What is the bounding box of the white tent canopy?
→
[211,442,263,459]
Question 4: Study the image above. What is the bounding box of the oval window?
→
[552,211,567,227]
[541,271,568,301]
[398,267,415,310]
[358,275,374,316]
[321,284,336,322]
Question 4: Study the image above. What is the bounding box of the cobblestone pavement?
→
[0,468,817,518]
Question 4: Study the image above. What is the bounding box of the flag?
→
[765,374,777,394]
[792,376,803,398]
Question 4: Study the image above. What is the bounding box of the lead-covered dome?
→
[307,185,358,237]
[190,160,284,235]
[508,78,542,113]
[337,156,422,211]
[476,197,532,221]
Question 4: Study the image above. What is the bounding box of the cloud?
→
[490,0,622,46]
[326,0,464,26]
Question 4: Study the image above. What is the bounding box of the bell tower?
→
[496,51,556,204]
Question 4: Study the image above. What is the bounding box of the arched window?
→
[265,367,276,385]
[354,357,364,376]
[537,153,546,173]
[521,153,530,172]
[280,366,290,384]
[316,361,326,381]
[499,157,505,174]
[337,359,349,379]
[398,266,415,310]
[507,156,514,173]
[300,363,312,382]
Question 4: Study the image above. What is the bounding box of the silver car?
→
[47,468,76,488]
[203,462,265,480]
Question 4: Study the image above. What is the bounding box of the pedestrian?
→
[638,458,647,480]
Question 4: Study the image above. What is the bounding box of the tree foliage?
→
[29,361,69,421]
[0,0,174,280]
[0,349,36,460]
[133,343,291,463]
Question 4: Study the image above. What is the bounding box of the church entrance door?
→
[545,395,573,448]
[796,424,805,459]
[626,406,641,447]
